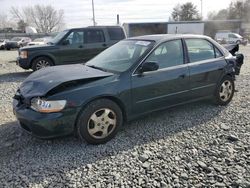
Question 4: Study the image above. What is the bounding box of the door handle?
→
[78,45,83,48]
[102,43,107,47]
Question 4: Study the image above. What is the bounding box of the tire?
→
[213,75,235,106]
[77,99,123,144]
[32,56,53,71]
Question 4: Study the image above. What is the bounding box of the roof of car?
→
[128,34,211,42]
[68,26,123,30]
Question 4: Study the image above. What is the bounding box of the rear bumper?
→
[235,54,244,75]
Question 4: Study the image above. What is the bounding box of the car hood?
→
[21,44,56,51]
[19,64,114,98]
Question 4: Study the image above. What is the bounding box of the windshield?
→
[86,40,154,72]
[49,30,68,44]
[11,37,21,41]
[233,33,242,38]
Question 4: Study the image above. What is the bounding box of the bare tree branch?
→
[9,4,65,33]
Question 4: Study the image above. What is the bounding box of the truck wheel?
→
[213,76,235,106]
[32,57,53,71]
[77,99,123,144]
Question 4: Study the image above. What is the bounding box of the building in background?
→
[123,20,243,39]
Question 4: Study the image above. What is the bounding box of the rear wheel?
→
[32,57,53,71]
[77,99,123,144]
[213,76,235,105]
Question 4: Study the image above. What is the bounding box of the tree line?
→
[171,0,250,22]
[0,4,64,33]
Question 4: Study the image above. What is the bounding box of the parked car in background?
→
[5,37,32,50]
[17,26,126,71]
[28,37,52,46]
[13,34,244,144]
[0,39,9,49]
[215,32,247,45]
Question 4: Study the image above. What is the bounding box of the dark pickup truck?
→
[17,26,126,71]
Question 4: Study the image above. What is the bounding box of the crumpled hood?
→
[19,64,113,98]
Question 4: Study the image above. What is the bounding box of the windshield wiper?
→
[87,65,108,72]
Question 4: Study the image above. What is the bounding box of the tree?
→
[208,0,250,22]
[10,5,65,33]
[17,20,28,32]
[171,2,201,21]
[0,13,16,29]
[228,1,244,20]
[208,9,228,20]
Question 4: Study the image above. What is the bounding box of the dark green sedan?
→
[13,34,243,144]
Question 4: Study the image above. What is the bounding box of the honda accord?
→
[13,34,244,144]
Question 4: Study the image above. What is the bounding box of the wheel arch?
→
[30,55,55,68]
[74,95,128,129]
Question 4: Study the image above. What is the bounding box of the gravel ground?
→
[0,47,249,188]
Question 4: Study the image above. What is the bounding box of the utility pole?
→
[200,0,203,20]
[117,14,120,25]
[92,0,96,26]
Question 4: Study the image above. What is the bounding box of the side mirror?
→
[139,61,159,73]
[62,40,70,45]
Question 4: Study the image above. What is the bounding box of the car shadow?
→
[0,100,225,185]
[0,71,31,83]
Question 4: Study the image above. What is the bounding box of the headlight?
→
[31,98,67,113]
[20,51,28,59]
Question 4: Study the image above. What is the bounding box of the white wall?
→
[168,23,204,35]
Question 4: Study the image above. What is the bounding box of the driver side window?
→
[146,40,184,69]
[64,31,84,45]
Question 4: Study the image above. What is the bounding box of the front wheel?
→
[213,76,235,105]
[32,57,53,71]
[77,99,123,144]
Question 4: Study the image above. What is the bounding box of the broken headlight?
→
[31,98,66,113]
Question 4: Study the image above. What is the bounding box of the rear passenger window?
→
[186,39,216,63]
[86,30,105,43]
[107,28,125,40]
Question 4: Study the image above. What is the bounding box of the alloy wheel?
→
[36,60,51,70]
[219,80,233,102]
[87,108,117,139]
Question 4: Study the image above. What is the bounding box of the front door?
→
[131,39,190,116]
[57,29,85,64]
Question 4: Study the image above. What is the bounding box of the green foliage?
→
[208,0,250,22]
[171,2,201,21]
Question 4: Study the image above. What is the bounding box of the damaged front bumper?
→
[13,98,77,139]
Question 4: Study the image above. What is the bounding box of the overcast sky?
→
[0,0,233,28]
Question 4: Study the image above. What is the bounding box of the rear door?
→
[131,39,190,116]
[106,27,126,46]
[83,29,107,62]
[185,38,226,98]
